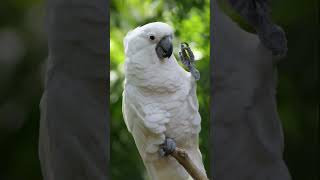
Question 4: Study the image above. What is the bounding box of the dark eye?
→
[149,35,155,40]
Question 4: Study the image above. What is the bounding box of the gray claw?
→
[159,138,176,156]
[178,42,200,81]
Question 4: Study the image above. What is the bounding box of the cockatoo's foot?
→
[159,138,176,157]
[178,42,200,81]
[179,42,193,68]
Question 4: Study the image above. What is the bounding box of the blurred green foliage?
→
[110,0,210,179]
[0,0,45,180]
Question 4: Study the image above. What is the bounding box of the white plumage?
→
[122,22,206,180]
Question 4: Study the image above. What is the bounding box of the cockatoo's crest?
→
[123,22,174,57]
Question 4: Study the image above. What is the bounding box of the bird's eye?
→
[149,35,155,40]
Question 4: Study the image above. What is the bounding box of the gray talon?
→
[178,42,200,81]
[159,138,176,156]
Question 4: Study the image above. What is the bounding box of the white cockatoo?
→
[122,22,206,180]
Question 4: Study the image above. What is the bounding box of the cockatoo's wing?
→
[122,91,134,133]
[122,87,169,157]
[123,87,171,133]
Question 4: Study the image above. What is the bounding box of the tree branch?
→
[170,148,209,180]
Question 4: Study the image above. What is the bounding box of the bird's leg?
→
[178,42,200,81]
[159,137,176,157]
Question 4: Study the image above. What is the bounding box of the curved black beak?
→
[155,35,173,59]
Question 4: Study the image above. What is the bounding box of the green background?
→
[0,0,318,179]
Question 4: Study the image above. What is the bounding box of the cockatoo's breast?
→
[124,54,191,95]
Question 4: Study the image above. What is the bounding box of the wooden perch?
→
[170,148,209,180]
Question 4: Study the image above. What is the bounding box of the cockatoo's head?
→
[123,22,174,61]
